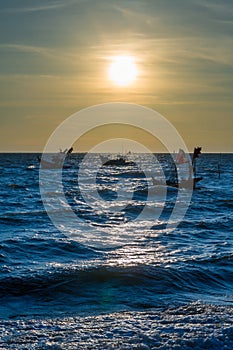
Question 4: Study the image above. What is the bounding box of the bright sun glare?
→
[108,55,138,87]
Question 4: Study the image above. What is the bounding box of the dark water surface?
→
[0,153,233,349]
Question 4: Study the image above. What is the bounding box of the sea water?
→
[0,153,233,349]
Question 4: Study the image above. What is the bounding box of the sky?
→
[0,0,232,152]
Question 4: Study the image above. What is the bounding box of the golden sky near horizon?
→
[0,0,232,152]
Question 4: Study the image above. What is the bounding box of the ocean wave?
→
[0,263,231,303]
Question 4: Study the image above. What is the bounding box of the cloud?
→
[0,43,88,65]
[0,43,53,56]
[0,0,76,13]
[196,0,233,15]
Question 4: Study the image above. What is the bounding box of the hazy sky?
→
[0,0,232,152]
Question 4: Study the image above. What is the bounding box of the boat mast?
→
[192,147,202,189]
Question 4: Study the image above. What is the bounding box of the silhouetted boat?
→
[100,154,134,166]
[152,147,202,189]
[38,147,73,169]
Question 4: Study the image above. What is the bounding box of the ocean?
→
[0,152,233,349]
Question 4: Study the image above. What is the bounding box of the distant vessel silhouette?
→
[38,147,73,169]
[100,154,134,166]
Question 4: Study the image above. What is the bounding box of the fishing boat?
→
[152,147,202,189]
[38,147,73,169]
[100,154,134,166]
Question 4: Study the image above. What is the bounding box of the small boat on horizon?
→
[38,147,73,169]
[100,153,135,167]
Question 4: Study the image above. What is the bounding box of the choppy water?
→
[0,153,233,349]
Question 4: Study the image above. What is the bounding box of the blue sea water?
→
[0,153,233,349]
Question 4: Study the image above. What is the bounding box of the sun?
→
[108,55,138,87]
